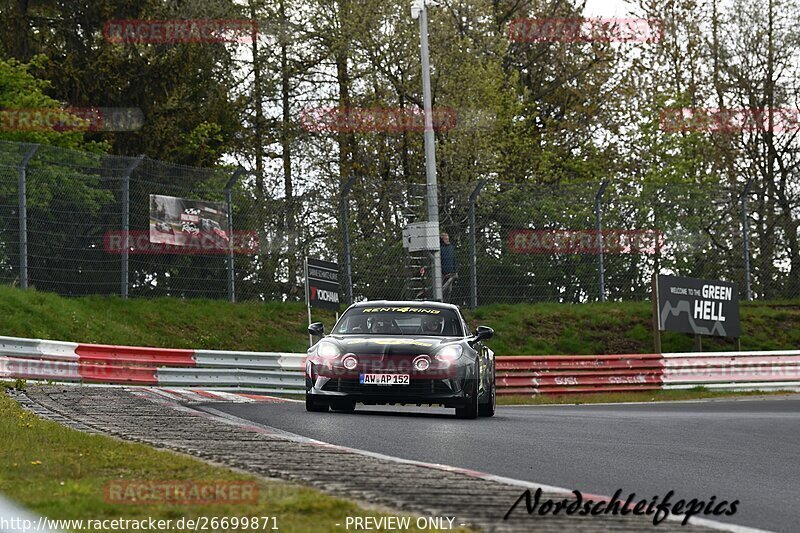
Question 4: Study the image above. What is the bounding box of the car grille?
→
[321,378,456,396]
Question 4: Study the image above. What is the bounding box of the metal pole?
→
[741,178,754,301]
[595,180,609,302]
[18,145,39,290]
[340,174,357,304]
[121,155,144,299]
[416,0,442,301]
[469,180,485,308]
[652,273,662,353]
[224,167,245,303]
[308,305,313,347]
[225,187,235,302]
[305,257,313,347]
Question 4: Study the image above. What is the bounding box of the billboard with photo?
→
[149,194,229,249]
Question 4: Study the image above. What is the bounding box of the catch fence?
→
[0,140,793,305]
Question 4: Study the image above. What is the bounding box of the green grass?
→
[1,285,798,355]
[469,299,800,354]
[0,383,470,532]
[0,285,336,353]
[498,387,791,406]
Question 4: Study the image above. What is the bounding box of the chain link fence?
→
[1,139,796,305]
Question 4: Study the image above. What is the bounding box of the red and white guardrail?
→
[496,351,800,395]
[2,335,799,395]
[0,335,304,393]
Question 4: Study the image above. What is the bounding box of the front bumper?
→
[306,358,476,408]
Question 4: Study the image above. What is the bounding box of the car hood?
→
[320,335,462,355]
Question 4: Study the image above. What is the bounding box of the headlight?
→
[316,341,340,360]
[435,344,463,362]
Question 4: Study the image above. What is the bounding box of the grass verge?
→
[0,383,469,532]
[497,387,792,406]
[2,286,799,354]
[470,299,800,355]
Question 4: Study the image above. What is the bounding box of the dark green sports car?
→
[305,300,495,419]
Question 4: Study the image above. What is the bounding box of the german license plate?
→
[359,374,410,386]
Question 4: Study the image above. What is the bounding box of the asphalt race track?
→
[207,396,800,532]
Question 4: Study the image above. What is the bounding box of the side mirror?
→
[308,322,325,338]
[474,325,494,342]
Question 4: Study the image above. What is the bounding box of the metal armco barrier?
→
[0,335,304,393]
[496,351,800,395]
[2,335,799,395]
[661,350,800,392]
[496,354,665,395]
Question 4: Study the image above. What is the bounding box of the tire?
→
[479,371,496,417]
[305,395,329,412]
[455,366,480,419]
[330,400,356,413]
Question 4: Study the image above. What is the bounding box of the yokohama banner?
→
[305,258,340,311]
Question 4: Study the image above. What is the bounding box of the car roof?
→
[349,300,461,312]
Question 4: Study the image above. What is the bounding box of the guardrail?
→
[496,354,665,395]
[661,351,800,392]
[0,335,304,394]
[496,351,800,395]
[2,335,799,395]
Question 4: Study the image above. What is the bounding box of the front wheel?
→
[479,358,496,417]
[455,369,479,419]
[479,378,496,417]
[306,395,329,412]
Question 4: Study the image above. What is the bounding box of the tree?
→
[0,0,244,164]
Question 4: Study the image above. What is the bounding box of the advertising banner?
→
[149,194,229,250]
[656,275,740,337]
[306,258,340,311]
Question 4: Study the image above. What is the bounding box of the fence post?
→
[340,174,357,305]
[121,155,144,299]
[18,145,39,290]
[468,180,485,308]
[595,179,610,302]
[225,167,246,303]
[741,178,754,301]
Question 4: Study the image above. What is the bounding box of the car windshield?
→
[334,306,463,337]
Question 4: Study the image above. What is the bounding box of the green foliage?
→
[0,0,243,164]
[0,57,107,151]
